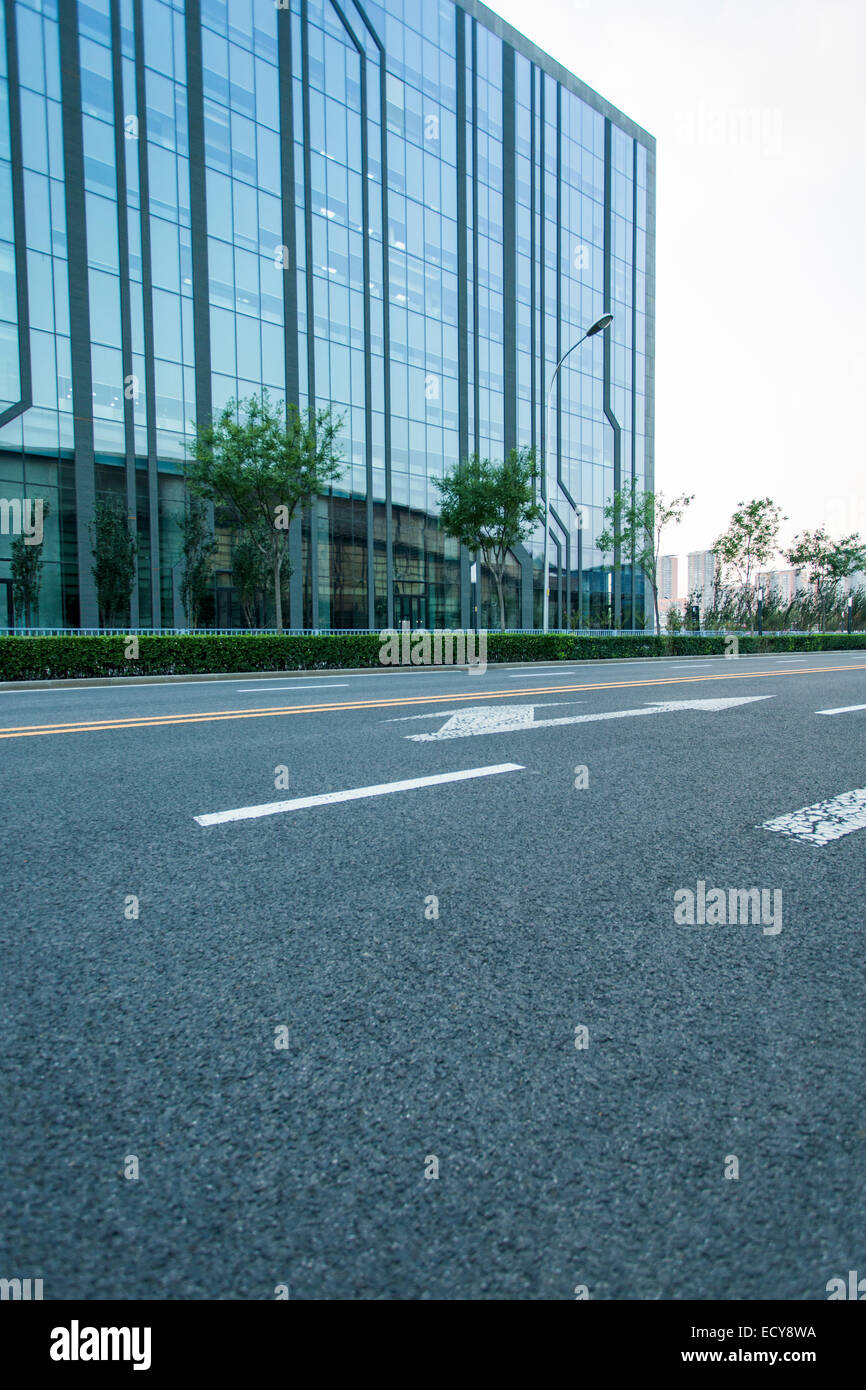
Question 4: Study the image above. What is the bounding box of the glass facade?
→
[0,0,655,629]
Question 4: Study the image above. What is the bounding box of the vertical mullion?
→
[110,0,138,627]
[60,0,99,626]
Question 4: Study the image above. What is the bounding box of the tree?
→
[597,484,693,632]
[90,496,137,628]
[186,390,345,631]
[10,500,49,627]
[683,588,702,631]
[702,567,749,631]
[754,582,788,633]
[714,497,786,625]
[786,527,866,631]
[433,449,544,631]
[664,601,683,634]
[178,496,217,628]
[231,525,272,628]
[850,585,866,633]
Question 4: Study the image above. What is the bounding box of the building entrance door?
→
[216,586,234,629]
[394,592,426,628]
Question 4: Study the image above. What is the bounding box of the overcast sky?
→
[486,0,866,583]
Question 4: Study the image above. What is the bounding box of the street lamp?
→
[541,314,613,632]
[576,507,583,631]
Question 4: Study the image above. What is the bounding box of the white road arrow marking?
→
[195,762,524,826]
[761,789,866,846]
[405,696,773,741]
[384,700,584,724]
[816,704,866,715]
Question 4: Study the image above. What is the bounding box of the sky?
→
[485,0,866,588]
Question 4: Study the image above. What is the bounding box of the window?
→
[86,194,120,273]
[88,269,121,346]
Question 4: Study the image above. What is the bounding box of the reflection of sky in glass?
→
[6,0,650,559]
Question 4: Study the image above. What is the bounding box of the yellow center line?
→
[0,663,863,740]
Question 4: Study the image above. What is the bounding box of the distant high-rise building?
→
[757,569,801,606]
[687,550,716,611]
[660,555,679,601]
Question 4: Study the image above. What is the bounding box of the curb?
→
[0,651,835,692]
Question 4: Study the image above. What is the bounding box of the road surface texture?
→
[2,652,864,1299]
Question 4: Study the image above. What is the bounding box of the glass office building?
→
[0,0,654,629]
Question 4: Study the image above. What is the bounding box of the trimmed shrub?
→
[1,631,864,683]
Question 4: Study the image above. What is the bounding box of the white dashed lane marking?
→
[194,763,525,826]
[234,684,349,692]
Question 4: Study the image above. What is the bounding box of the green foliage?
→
[178,497,217,628]
[681,589,703,631]
[89,496,137,628]
[10,501,50,627]
[231,525,276,628]
[596,484,692,631]
[664,602,683,633]
[786,526,866,630]
[434,448,543,629]
[186,389,345,631]
[701,572,866,634]
[0,634,384,680]
[850,585,866,630]
[3,631,866,682]
[713,497,786,619]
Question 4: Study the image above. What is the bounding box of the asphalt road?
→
[1,651,864,1300]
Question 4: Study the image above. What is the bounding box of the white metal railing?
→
[0,625,659,637]
[0,626,858,638]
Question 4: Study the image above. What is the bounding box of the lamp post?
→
[541,313,613,632]
[576,508,583,631]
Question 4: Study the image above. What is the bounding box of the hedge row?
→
[489,632,866,662]
[1,631,866,682]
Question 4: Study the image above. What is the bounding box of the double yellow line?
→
[0,663,863,741]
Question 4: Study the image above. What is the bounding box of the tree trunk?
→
[652,583,660,635]
[273,546,283,632]
[494,570,506,631]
